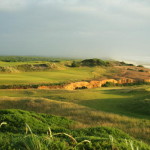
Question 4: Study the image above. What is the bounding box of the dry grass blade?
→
[75,140,92,148]
[0,122,7,128]
[109,135,114,144]
[47,127,53,139]
[25,123,33,135]
[54,133,77,144]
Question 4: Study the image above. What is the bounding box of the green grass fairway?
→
[78,88,150,119]
[0,68,96,85]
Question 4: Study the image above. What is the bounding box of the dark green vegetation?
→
[1,109,150,150]
[70,59,136,68]
[101,81,150,88]
[81,58,110,66]
[0,82,66,89]
[0,109,73,134]
[0,56,63,62]
[102,82,116,87]
[71,58,110,67]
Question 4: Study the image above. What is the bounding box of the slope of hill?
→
[0,109,150,150]
[0,109,74,134]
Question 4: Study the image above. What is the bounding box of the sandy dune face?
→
[38,78,136,90]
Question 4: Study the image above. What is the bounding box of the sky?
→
[0,0,150,61]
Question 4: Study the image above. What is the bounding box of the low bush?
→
[81,58,110,67]
[71,61,81,67]
[102,82,116,87]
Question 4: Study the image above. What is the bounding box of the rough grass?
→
[0,109,74,134]
[0,86,150,119]
[1,109,150,150]
[0,95,150,144]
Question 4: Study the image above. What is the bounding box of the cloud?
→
[63,0,150,19]
[1,0,150,18]
[0,0,28,12]
[0,0,150,58]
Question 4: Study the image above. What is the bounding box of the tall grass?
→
[0,96,150,144]
[1,122,149,150]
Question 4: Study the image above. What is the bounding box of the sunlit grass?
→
[0,67,97,85]
[0,95,150,144]
[0,86,149,118]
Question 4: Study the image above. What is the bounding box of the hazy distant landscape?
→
[115,56,150,69]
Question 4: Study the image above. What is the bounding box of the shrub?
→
[71,61,81,67]
[137,65,144,67]
[81,59,109,67]
[102,82,116,87]
[119,62,134,66]
[138,69,145,72]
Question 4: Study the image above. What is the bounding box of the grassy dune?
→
[0,86,150,144]
[1,110,150,150]
[0,59,114,85]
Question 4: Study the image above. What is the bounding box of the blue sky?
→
[0,0,150,61]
